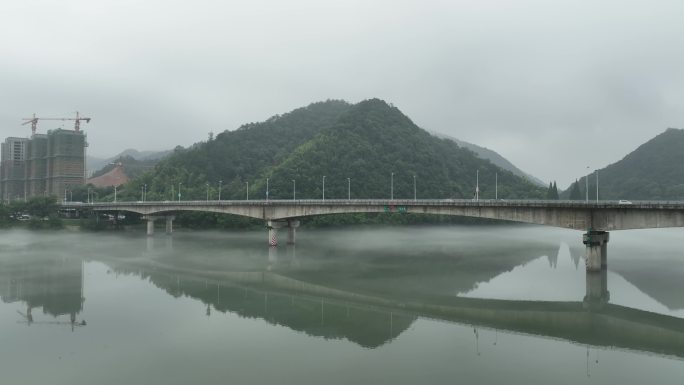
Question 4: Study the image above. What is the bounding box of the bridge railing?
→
[60,199,684,209]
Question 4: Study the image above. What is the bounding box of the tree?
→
[552,181,559,200]
[569,180,582,200]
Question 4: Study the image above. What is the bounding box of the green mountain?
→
[120,99,544,210]
[563,128,684,200]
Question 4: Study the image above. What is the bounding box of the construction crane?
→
[21,111,91,135]
[17,308,87,332]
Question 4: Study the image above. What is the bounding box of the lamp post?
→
[413,175,416,201]
[218,180,222,201]
[246,181,249,200]
[476,170,480,201]
[391,172,394,200]
[347,177,351,200]
[114,185,118,203]
[206,183,210,201]
[292,180,296,201]
[266,178,269,201]
[585,166,589,203]
[495,172,498,200]
[178,183,182,202]
[144,184,147,202]
[596,170,599,202]
[322,176,326,201]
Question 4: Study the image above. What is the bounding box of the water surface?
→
[1,225,683,384]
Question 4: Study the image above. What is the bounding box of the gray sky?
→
[2,0,683,187]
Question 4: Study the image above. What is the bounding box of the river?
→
[1,225,683,384]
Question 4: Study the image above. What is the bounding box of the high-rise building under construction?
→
[0,137,29,202]
[1,129,86,203]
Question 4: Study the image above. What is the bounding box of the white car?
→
[618,200,633,205]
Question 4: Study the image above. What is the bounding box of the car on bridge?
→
[618,200,633,205]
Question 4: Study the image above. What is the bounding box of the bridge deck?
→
[61,199,684,231]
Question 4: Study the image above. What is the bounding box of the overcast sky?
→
[2,0,683,187]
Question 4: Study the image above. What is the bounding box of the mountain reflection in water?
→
[2,226,683,360]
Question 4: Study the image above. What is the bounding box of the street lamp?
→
[413,175,416,201]
[178,183,182,202]
[391,172,394,200]
[206,182,210,201]
[347,177,351,200]
[586,166,589,203]
[495,172,498,200]
[322,176,326,201]
[596,170,599,202]
[476,170,480,201]
[266,178,269,201]
[246,181,249,200]
[114,185,118,203]
[218,180,222,201]
[144,184,147,202]
[292,179,296,201]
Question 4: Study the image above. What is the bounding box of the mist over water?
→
[1,225,684,384]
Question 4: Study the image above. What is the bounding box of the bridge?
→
[62,199,684,272]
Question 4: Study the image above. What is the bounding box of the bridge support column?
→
[143,216,157,236]
[583,231,609,272]
[583,269,610,310]
[266,220,287,246]
[165,216,175,235]
[287,219,300,245]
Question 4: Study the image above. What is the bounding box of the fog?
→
[2,1,683,186]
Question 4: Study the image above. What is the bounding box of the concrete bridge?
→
[62,199,684,272]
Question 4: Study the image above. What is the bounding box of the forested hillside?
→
[118,99,543,203]
[563,128,684,200]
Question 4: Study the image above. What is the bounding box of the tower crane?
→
[21,111,91,135]
[17,309,86,332]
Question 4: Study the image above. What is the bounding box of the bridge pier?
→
[266,219,300,246]
[165,215,175,235]
[583,230,609,272]
[143,216,157,236]
[287,219,300,245]
[267,220,287,246]
[583,269,610,310]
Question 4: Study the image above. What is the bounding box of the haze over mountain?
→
[429,131,545,186]
[87,149,171,177]
[563,128,684,200]
[120,99,544,204]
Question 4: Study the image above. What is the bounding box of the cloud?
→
[1,0,683,186]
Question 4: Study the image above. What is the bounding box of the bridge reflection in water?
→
[3,236,684,360]
[101,241,684,359]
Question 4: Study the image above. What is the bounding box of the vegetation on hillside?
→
[545,181,559,200]
[103,99,545,227]
[562,128,684,200]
